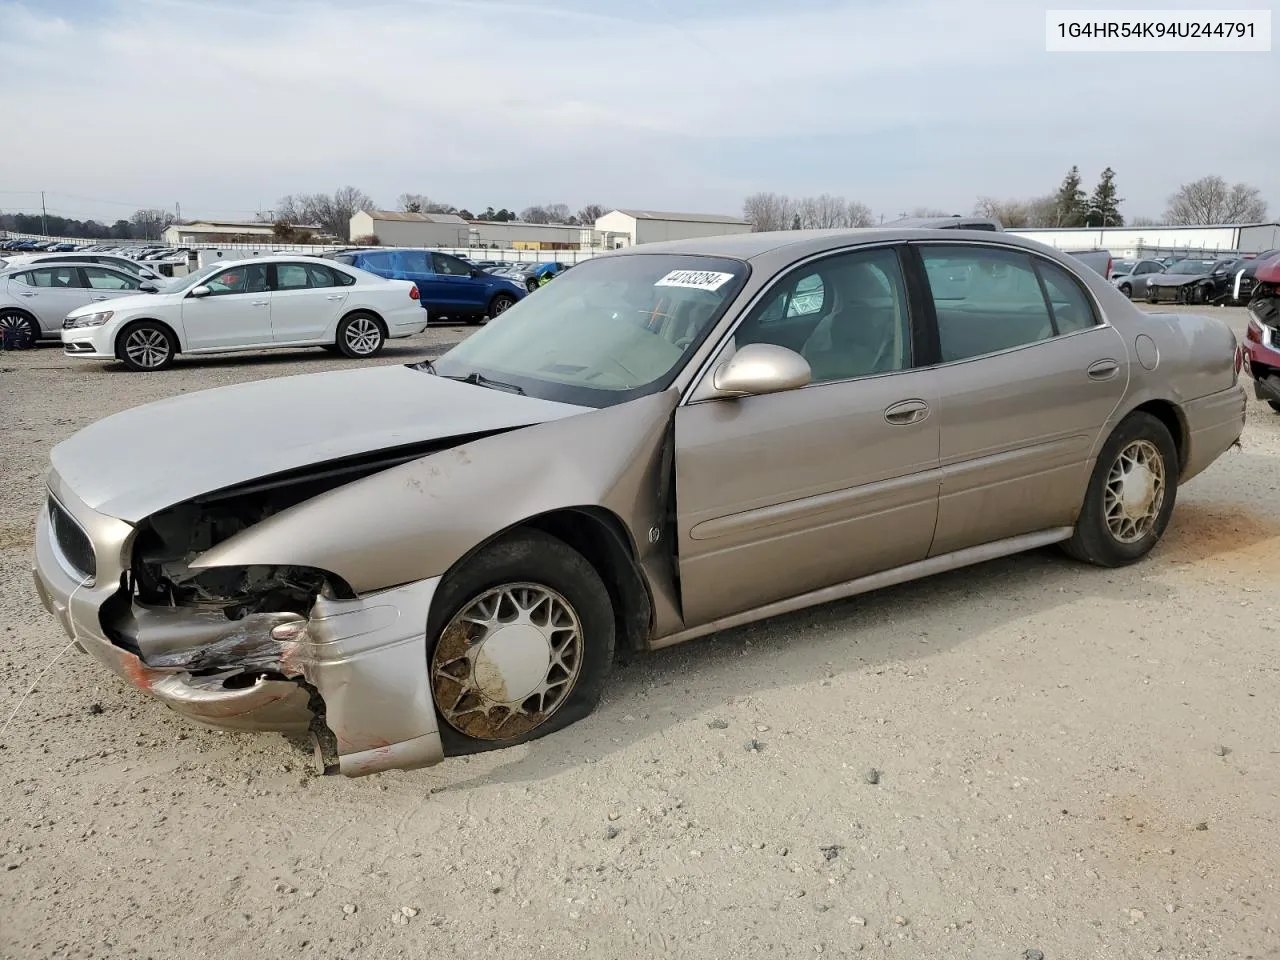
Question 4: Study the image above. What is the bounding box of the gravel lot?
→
[2,307,1278,960]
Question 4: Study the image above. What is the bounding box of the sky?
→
[0,0,1275,225]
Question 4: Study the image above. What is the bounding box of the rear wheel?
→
[0,309,39,350]
[116,321,176,371]
[335,312,385,358]
[427,530,615,756]
[1064,412,1178,567]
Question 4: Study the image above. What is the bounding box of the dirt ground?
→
[2,309,1278,960]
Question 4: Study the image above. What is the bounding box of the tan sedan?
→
[33,228,1247,775]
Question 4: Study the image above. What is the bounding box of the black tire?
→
[335,312,385,359]
[427,529,615,756]
[1119,283,1132,298]
[487,293,516,320]
[1063,412,1178,567]
[0,309,39,350]
[1267,400,1280,414]
[115,320,176,371]
[1145,292,1158,304]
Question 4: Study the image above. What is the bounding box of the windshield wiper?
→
[445,371,525,395]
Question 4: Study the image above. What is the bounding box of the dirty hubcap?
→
[431,583,583,740]
[1103,439,1165,543]
[125,329,169,368]
[345,317,381,354]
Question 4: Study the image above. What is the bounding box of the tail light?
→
[1234,342,1244,378]
[409,284,420,300]
[1105,256,1112,279]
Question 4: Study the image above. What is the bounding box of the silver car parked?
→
[1111,258,1166,299]
[0,262,159,346]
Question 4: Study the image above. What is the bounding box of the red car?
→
[1242,251,1280,411]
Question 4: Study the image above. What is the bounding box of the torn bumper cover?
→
[32,483,444,777]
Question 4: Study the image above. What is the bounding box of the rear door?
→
[268,262,349,342]
[10,266,92,335]
[179,262,273,349]
[913,242,1127,555]
[674,244,941,627]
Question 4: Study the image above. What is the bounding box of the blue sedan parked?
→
[330,248,527,324]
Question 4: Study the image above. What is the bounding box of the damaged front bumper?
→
[32,477,444,777]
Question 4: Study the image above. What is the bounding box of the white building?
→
[1009,222,1280,258]
[594,209,752,246]
[348,211,471,247]
[163,220,320,245]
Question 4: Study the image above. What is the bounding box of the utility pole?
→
[40,191,48,236]
[175,201,181,223]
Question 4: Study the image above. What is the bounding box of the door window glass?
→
[82,267,139,290]
[306,264,338,288]
[276,264,310,290]
[204,263,269,296]
[432,253,471,276]
[1035,260,1098,334]
[28,266,83,288]
[735,247,911,383]
[919,246,1055,361]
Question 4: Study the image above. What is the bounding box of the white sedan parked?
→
[61,255,428,371]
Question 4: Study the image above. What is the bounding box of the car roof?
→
[1,259,141,274]
[603,227,1078,264]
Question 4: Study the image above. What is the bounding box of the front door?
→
[431,253,486,311]
[674,245,941,628]
[269,262,349,342]
[179,262,273,349]
[914,242,1128,555]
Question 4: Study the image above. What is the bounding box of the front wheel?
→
[1267,400,1280,414]
[427,530,615,756]
[1063,412,1178,567]
[1119,283,1132,298]
[487,293,516,320]
[116,321,176,371]
[335,312,385,358]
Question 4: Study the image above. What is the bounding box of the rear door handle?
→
[90,295,110,301]
[252,300,269,307]
[884,399,930,425]
[17,292,36,298]
[1087,359,1120,381]
[325,295,343,301]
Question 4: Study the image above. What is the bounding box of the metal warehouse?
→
[593,209,752,246]
[1009,221,1280,258]
[348,211,472,247]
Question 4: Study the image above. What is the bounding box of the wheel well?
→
[1132,399,1188,472]
[440,508,653,654]
[341,309,386,332]
[115,318,180,356]
[0,306,38,322]
[488,291,516,309]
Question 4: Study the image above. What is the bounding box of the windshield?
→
[430,254,749,407]
[1166,260,1215,275]
[1112,261,1134,275]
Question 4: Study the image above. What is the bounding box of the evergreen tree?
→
[1053,166,1089,227]
[1085,167,1124,227]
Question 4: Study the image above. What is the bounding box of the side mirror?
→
[705,343,811,399]
[189,285,211,298]
[139,281,160,293]
[470,268,483,278]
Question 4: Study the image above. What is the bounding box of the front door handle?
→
[17,291,36,298]
[884,399,930,425]
[90,295,110,301]
[1087,359,1120,381]
[251,300,269,307]
[325,295,343,301]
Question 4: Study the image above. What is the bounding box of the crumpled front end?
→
[32,470,444,777]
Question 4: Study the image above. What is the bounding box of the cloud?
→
[0,0,1275,222]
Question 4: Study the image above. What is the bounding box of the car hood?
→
[1150,274,1205,286]
[66,289,175,317]
[50,365,590,522]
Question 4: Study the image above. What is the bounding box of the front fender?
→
[191,389,679,595]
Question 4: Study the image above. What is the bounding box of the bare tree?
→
[331,186,374,239]
[792,194,874,229]
[1129,215,1163,227]
[398,193,458,215]
[273,187,373,240]
[129,208,175,240]
[973,195,1058,228]
[575,203,607,226]
[908,207,953,218]
[742,192,796,232]
[520,205,551,224]
[846,200,874,228]
[1165,175,1268,225]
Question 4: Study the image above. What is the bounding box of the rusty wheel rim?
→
[431,582,584,741]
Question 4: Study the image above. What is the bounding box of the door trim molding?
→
[650,525,1073,649]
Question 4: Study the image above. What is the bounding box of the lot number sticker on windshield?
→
[655,270,735,291]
